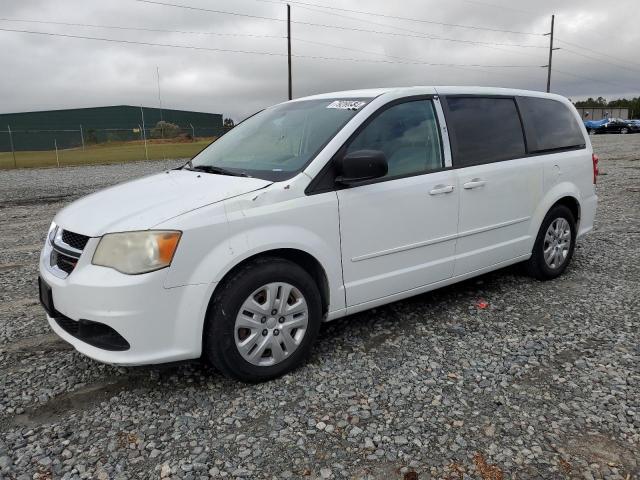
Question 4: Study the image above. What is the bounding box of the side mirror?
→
[335,149,388,185]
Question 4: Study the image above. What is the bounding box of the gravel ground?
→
[0,136,638,480]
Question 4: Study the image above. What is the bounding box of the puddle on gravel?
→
[0,333,72,355]
[361,331,398,353]
[565,434,639,477]
[3,243,45,254]
[1,362,209,430]
[0,262,30,271]
[0,194,79,209]
[0,298,38,313]
[3,376,148,429]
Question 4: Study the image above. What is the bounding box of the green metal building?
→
[0,105,223,152]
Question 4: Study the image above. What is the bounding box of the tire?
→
[621,127,629,134]
[589,129,597,135]
[525,205,577,281]
[203,257,322,382]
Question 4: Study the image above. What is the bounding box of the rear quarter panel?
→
[532,99,596,242]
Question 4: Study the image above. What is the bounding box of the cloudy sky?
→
[1,0,638,121]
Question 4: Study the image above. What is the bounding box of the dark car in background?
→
[585,118,640,134]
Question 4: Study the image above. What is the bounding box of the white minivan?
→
[39,87,598,382]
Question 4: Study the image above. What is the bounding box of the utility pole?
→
[156,66,164,122]
[7,124,16,168]
[140,106,149,161]
[54,139,60,167]
[544,15,559,93]
[156,66,165,139]
[79,124,85,151]
[287,4,292,100]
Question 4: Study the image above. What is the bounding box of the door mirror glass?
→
[335,150,388,185]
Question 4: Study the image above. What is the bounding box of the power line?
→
[0,26,541,68]
[555,38,640,69]
[254,0,544,36]
[295,36,497,67]
[136,0,285,23]
[4,17,635,94]
[295,37,537,70]
[0,14,547,52]
[456,0,538,16]
[558,45,640,74]
[0,27,289,56]
[297,55,537,68]
[137,0,547,50]
[291,3,547,49]
[295,37,416,61]
[553,68,637,93]
[290,4,549,68]
[293,37,544,92]
[0,17,285,39]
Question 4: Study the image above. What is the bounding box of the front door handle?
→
[463,178,487,189]
[429,184,455,195]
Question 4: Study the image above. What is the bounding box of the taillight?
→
[592,153,599,184]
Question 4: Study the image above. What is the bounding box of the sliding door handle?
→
[429,184,455,195]
[463,178,487,189]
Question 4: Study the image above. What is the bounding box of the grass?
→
[0,138,216,169]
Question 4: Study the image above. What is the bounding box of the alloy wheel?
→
[543,218,571,269]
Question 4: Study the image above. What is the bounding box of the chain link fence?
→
[0,124,220,169]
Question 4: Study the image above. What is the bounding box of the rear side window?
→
[517,97,586,152]
[444,97,526,167]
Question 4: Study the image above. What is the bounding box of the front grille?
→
[50,228,90,276]
[61,230,90,250]
[53,315,130,351]
[51,249,78,274]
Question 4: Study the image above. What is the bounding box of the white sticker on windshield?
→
[326,100,367,111]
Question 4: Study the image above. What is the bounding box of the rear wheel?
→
[621,127,629,134]
[589,129,597,135]
[525,205,576,280]
[203,257,322,382]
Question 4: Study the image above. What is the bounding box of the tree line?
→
[573,97,640,118]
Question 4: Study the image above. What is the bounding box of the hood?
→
[55,169,272,236]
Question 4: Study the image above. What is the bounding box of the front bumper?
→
[39,237,212,365]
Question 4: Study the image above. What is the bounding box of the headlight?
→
[92,230,181,274]
[47,221,58,245]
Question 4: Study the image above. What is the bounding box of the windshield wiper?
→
[187,165,248,177]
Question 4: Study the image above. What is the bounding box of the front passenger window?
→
[346,100,443,178]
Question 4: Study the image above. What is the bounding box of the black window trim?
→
[305,94,446,195]
[306,93,589,195]
[441,94,587,169]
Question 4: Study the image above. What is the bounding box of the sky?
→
[1,0,638,121]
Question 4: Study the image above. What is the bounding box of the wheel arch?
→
[552,195,581,226]
[529,184,583,250]
[208,248,331,319]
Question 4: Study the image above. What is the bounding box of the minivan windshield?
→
[189,99,367,181]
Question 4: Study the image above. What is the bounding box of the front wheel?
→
[620,127,629,134]
[203,257,322,382]
[525,205,577,280]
